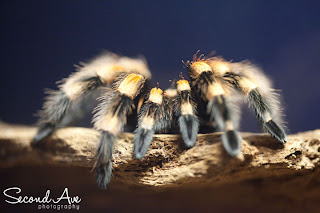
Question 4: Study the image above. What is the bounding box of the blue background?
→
[1,0,319,133]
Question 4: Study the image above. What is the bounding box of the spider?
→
[33,51,286,189]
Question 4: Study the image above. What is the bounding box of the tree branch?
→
[1,122,320,188]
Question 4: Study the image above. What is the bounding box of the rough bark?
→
[1,121,320,189]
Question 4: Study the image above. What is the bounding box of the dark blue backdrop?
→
[1,1,319,133]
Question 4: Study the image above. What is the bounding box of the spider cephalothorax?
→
[33,51,286,189]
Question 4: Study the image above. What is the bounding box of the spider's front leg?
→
[175,79,199,148]
[33,74,103,143]
[188,62,242,156]
[93,73,146,188]
[133,87,165,160]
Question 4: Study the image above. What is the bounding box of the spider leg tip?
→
[183,140,196,149]
[178,115,199,148]
[221,130,242,157]
[134,128,155,160]
[96,161,112,189]
[32,123,55,144]
[95,131,115,189]
[264,120,287,144]
[133,153,145,160]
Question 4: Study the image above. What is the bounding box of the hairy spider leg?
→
[133,87,165,160]
[188,62,241,156]
[33,52,152,144]
[93,73,146,188]
[225,71,286,143]
[206,59,286,144]
[33,75,103,143]
[205,80,241,156]
[175,79,199,148]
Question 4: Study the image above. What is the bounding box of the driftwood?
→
[1,121,320,189]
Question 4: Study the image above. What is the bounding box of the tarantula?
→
[33,51,286,189]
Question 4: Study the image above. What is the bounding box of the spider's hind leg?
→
[224,64,287,143]
[33,75,103,144]
[248,88,286,143]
